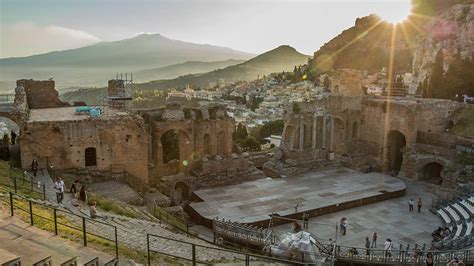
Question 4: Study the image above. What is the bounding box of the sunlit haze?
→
[1,0,414,58]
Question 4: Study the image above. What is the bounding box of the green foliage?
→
[449,106,474,137]
[258,120,284,143]
[238,136,261,152]
[323,76,330,89]
[2,134,10,145]
[233,123,248,141]
[88,193,137,219]
[292,102,301,114]
[427,51,474,100]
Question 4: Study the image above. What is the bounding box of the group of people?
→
[408,197,423,213]
[432,226,451,242]
[52,178,100,219]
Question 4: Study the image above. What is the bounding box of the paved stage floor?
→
[189,167,406,224]
[273,178,441,249]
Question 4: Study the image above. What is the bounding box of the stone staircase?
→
[0,210,116,265]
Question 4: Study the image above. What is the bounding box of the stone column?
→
[322,114,327,149]
[299,115,304,151]
[312,114,317,149]
[329,116,335,151]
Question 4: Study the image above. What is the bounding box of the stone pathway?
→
[25,170,246,263]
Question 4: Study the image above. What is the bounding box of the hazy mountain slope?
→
[0,34,254,88]
[308,14,416,75]
[136,45,310,90]
[133,59,244,82]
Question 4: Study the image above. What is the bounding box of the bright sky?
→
[0,0,412,58]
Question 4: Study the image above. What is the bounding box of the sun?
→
[375,0,412,24]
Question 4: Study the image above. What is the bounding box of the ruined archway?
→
[387,130,406,173]
[161,130,180,163]
[203,133,211,155]
[419,162,443,185]
[85,147,97,167]
[173,181,190,204]
[0,116,21,163]
[216,131,225,155]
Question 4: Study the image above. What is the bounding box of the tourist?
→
[10,131,17,145]
[79,185,88,203]
[294,204,298,212]
[425,252,433,266]
[70,179,79,195]
[417,197,422,213]
[365,236,370,255]
[371,232,377,248]
[384,239,392,258]
[340,217,347,235]
[302,213,309,229]
[293,221,302,233]
[89,200,98,218]
[31,159,39,177]
[408,198,414,212]
[53,178,65,204]
[447,257,464,266]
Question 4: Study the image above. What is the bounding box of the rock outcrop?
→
[412,4,474,86]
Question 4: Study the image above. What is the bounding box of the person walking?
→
[417,197,422,213]
[365,236,371,256]
[302,213,309,229]
[372,232,377,248]
[384,239,393,258]
[340,217,347,235]
[31,159,39,177]
[53,178,64,204]
[89,200,98,219]
[408,198,414,212]
[79,185,88,203]
[70,179,79,195]
[294,204,298,213]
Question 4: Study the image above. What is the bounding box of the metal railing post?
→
[245,254,250,266]
[29,200,34,225]
[13,177,17,193]
[192,244,196,266]
[42,184,46,200]
[114,226,118,259]
[82,217,87,246]
[9,192,13,216]
[147,234,151,266]
[53,209,58,235]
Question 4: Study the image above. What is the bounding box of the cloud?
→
[0,22,101,58]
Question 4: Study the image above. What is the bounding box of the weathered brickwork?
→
[17,79,70,109]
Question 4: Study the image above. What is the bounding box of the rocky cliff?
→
[412,3,474,88]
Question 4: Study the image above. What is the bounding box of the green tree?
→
[239,136,261,152]
[2,134,10,145]
[292,102,301,114]
[258,120,284,143]
[233,123,248,141]
[323,75,331,89]
[428,49,444,98]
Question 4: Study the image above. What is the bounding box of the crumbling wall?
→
[17,79,70,109]
[20,114,150,183]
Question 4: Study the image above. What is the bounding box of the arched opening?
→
[161,130,180,163]
[203,133,211,155]
[85,147,97,167]
[0,117,20,163]
[216,131,225,155]
[173,181,190,204]
[419,162,443,185]
[352,122,359,139]
[387,130,406,173]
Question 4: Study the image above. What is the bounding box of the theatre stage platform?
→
[187,167,406,227]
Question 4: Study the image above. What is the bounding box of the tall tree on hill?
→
[428,49,444,98]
